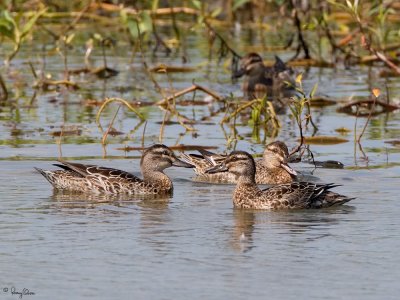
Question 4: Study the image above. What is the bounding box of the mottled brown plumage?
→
[35,144,193,195]
[206,151,354,210]
[180,141,297,184]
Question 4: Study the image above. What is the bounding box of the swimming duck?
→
[206,151,353,209]
[234,52,295,100]
[180,141,297,184]
[35,144,193,195]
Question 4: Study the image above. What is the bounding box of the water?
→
[1,27,400,300]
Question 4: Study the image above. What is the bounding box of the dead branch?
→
[156,84,223,106]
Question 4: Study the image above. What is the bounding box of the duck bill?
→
[205,163,228,174]
[233,68,246,78]
[280,162,297,176]
[172,158,195,168]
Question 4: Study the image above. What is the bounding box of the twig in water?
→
[56,125,64,159]
[0,73,8,101]
[96,98,145,130]
[357,89,379,144]
[159,110,169,143]
[102,104,122,146]
[135,19,162,93]
[156,84,223,106]
[141,121,147,153]
[289,0,311,60]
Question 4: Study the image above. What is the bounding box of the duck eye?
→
[162,150,170,156]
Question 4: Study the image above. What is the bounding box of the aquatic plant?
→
[288,74,319,155]
[0,8,46,64]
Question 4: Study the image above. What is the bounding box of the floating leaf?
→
[385,140,400,146]
[313,160,344,169]
[51,129,82,137]
[300,136,349,145]
[335,127,351,133]
[149,65,197,73]
[309,97,336,107]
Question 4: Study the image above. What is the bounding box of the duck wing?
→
[261,182,321,209]
[262,182,353,209]
[56,160,141,182]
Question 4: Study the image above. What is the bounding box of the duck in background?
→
[180,141,298,185]
[234,52,296,101]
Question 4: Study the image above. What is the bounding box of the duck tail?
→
[323,191,355,207]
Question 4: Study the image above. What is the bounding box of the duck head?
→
[263,141,297,176]
[141,144,194,172]
[205,151,256,180]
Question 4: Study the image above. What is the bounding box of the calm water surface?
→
[1,29,400,299]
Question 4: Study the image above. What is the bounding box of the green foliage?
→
[120,9,153,40]
[0,8,47,63]
[233,0,251,11]
[0,10,17,41]
[289,78,319,139]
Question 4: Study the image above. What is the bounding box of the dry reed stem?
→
[101,104,122,146]
[96,98,145,128]
[220,99,259,124]
[357,94,378,143]
[0,73,8,101]
[156,84,223,106]
[141,121,147,153]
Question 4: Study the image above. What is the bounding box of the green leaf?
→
[126,17,139,39]
[65,33,75,44]
[211,7,222,18]
[191,0,202,10]
[233,0,250,11]
[139,11,153,34]
[120,9,127,24]
[151,0,159,11]
[20,8,47,39]
[309,82,318,98]
[0,10,17,41]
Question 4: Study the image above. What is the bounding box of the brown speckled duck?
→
[234,52,295,100]
[180,141,297,185]
[206,151,354,210]
[35,144,193,195]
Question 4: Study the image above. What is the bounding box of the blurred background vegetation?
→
[1,0,399,70]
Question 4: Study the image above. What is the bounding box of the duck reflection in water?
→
[230,206,355,253]
[47,189,170,211]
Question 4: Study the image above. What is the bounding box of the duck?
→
[35,144,193,195]
[234,52,295,100]
[180,141,297,184]
[205,151,354,209]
